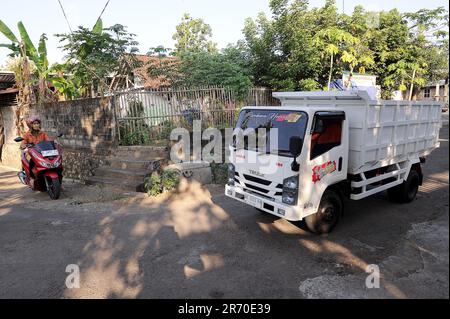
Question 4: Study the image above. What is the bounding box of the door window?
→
[311,117,343,159]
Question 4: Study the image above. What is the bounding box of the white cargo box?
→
[274,91,442,174]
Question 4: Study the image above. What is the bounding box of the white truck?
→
[225,91,442,234]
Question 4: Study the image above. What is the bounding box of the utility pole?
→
[409,69,417,101]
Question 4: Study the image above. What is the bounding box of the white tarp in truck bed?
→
[273,91,442,174]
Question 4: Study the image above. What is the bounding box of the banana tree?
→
[0,20,54,103]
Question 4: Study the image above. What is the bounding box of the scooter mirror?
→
[14,137,24,143]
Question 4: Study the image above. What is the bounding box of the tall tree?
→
[172,13,217,54]
[56,24,140,96]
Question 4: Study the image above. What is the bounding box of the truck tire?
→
[388,170,420,203]
[305,190,342,234]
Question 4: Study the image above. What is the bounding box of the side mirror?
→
[57,133,63,138]
[289,136,303,157]
[289,136,303,172]
[14,137,24,143]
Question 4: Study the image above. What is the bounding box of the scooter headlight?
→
[39,161,52,168]
[54,159,61,167]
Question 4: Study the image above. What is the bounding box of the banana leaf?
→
[17,21,37,55]
[92,18,103,34]
[0,20,18,43]
[38,34,49,69]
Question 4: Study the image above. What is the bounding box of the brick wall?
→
[1,96,117,181]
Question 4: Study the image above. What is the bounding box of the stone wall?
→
[0,104,21,169]
[1,96,117,181]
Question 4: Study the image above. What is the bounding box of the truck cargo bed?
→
[274,91,442,174]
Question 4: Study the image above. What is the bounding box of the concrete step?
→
[85,175,144,192]
[94,167,148,182]
[114,146,169,160]
[109,158,167,171]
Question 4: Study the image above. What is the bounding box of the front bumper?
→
[225,185,302,221]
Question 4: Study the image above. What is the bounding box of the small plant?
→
[211,162,228,184]
[156,120,177,140]
[144,171,163,196]
[162,169,181,191]
[121,130,151,146]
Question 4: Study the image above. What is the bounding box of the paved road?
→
[0,125,448,299]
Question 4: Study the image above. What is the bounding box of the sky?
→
[1,0,449,66]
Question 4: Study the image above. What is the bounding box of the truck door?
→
[302,111,348,214]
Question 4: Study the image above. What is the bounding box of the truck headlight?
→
[282,194,296,205]
[228,163,235,186]
[283,176,299,190]
[282,176,299,205]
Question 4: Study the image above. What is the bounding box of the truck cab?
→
[225,106,348,228]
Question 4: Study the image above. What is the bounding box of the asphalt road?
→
[0,122,448,299]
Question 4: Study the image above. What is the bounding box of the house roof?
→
[0,71,15,83]
[132,54,180,88]
[423,79,448,87]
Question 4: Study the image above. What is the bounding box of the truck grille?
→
[243,174,271,185]
[235,173,283,200]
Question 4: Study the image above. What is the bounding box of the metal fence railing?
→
[114,86,280,144]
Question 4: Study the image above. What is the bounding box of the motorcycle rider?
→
[18,117,50,185]
[20,117,49,150]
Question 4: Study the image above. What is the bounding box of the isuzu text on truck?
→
[225,91,442,234]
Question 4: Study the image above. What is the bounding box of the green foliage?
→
[178,51,252,96]
[173,13,217,54]
[0,20,54,102]
[298,78,321,91]
[144,172,163,196]
[162,169,181,191]
[56,24,139,96]
[147,48,252,98]
[210,162,228,184]
[156,120,177,140]
[144,169,181,197]
[121,130,151,146]
[0,20,18,43]
[92,18,103,35]
[239,1,448,97]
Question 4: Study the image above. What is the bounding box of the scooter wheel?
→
[47,178,61,200]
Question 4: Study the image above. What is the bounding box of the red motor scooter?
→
[14,135,64,200]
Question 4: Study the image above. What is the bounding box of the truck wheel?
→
[305,190,342,234]
[388,170,419,203]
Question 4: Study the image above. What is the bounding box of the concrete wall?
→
[0,104,21,169]
[1,97,117,181]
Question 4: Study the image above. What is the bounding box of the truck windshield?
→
[234,109,308,157]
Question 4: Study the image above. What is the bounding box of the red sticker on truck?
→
[312,161,337,183]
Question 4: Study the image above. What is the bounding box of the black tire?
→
[387,170,420,203]
[47,178,61,200]
[305,190,342,234]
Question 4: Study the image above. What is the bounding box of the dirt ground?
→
[0,120,448,299]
